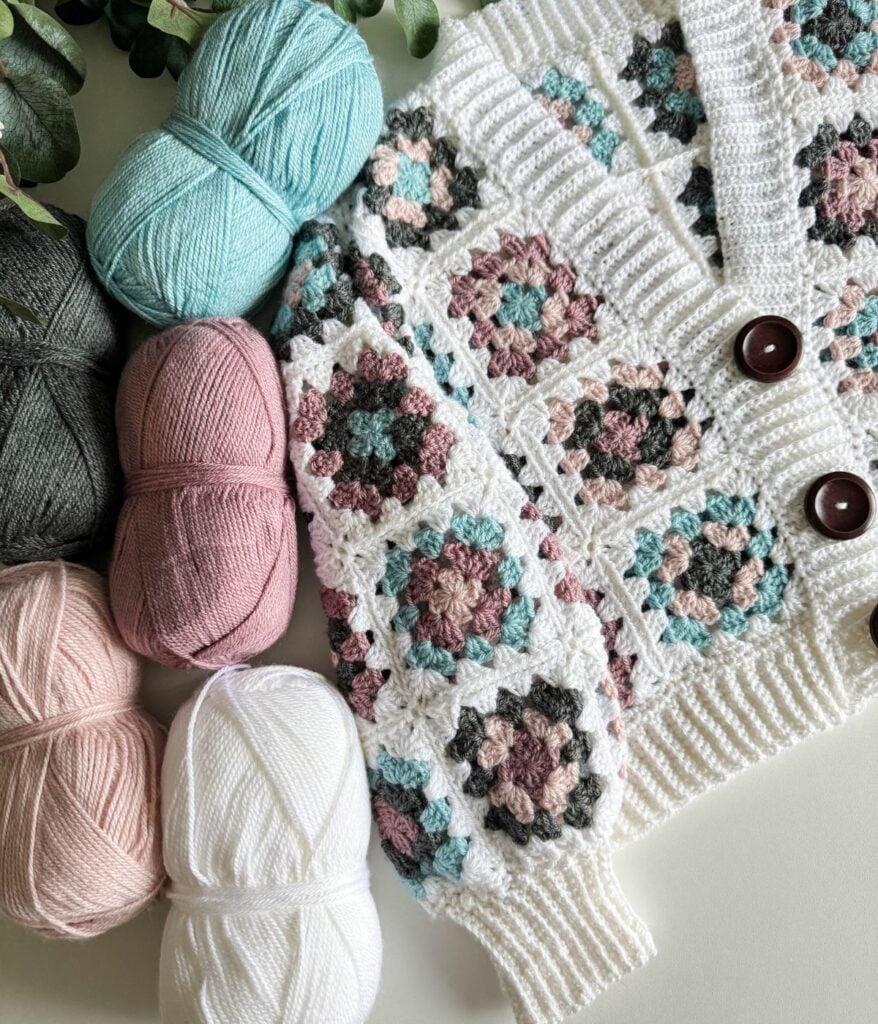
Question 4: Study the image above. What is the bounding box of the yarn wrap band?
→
[124,464,290,497]
[0,342,112,376]
[0,700,138,754]
[165,112,299,236]
[168,866,371,914]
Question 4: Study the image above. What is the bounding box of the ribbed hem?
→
[443,847,654,1024]
[616,630,852,844]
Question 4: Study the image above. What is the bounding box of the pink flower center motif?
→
[478,709,578,824]
[498,729,560,803]
[427,568,484,627]
[593,409,649,462]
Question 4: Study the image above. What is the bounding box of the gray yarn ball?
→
[0,204,123,563]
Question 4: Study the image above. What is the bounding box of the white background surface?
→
[3,4,877,1022]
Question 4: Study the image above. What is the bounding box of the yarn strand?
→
[0,700,139,754]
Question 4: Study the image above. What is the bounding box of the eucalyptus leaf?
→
[0,71,79,182]
[0,3,13,39]
[0,165,68,239]
[0,292,47,324]
[164,34,191,78]
[333,0,355,22]
[3,0,86,95]
[128,21,169,75]
[394,0,438,57]
[147,0,216,48]
[351,0,383,16]
[54,0,105,26]
[106,0,148,50]
[54,0,108,18]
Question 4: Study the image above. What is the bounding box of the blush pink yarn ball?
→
[110,318,297,668]
[0,561,165,939]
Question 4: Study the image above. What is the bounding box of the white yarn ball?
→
[159,666,382,1024]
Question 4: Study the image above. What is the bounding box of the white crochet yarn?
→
[159,666,381,1024]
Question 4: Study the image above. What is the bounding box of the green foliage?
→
[0,0,81,241]
[393,0,439,57]
[55,0,193,79]
[330,0,441,56]
[0,292,47,324]
[2,0,85,92]
[147,0,217,48]
[55,0,447,76]
[0,0,84,184]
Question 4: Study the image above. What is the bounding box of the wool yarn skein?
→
[160,666,382,1024]
[87,0,384,328]
[0,204,122,563]
[0,561,165,938]
[110,318,296,668]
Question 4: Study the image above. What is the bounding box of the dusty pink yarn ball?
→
[0,561,165,939]
[110,318,296,668]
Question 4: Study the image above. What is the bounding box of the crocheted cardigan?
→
[272,0,878,1020]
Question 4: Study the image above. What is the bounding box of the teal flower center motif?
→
[626,491,792,649]
[394,152,432,203]
[347,408,396,461]
[497,282,548,333]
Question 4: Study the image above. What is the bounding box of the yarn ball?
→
[160,666,382,1024]
[110,318,297,669]
[87,0,384,327]
[0,561,165,939]
[0,203,122,563]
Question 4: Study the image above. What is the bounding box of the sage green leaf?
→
[333,0,355,22]
[165,35,191,78]
[54,0,106,26]
[394,0,438,57]
[128,22,169,76]
[0,164,68,239]
[0,71,79,182]
[106,0,148,51]
[0,291,47,324]
[0,3,13,39]
[351,0,383,16]
[3,0,86,94]
[147,0,216,48]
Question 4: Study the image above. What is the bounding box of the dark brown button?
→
[805,472,875,539]
[870,604,878,649]
[735,316,803,382]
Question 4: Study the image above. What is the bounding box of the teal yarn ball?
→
[87,0,383,327]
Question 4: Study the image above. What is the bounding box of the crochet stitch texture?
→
[274,0,878,1020]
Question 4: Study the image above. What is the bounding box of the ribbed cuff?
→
[443,847,654,1024]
